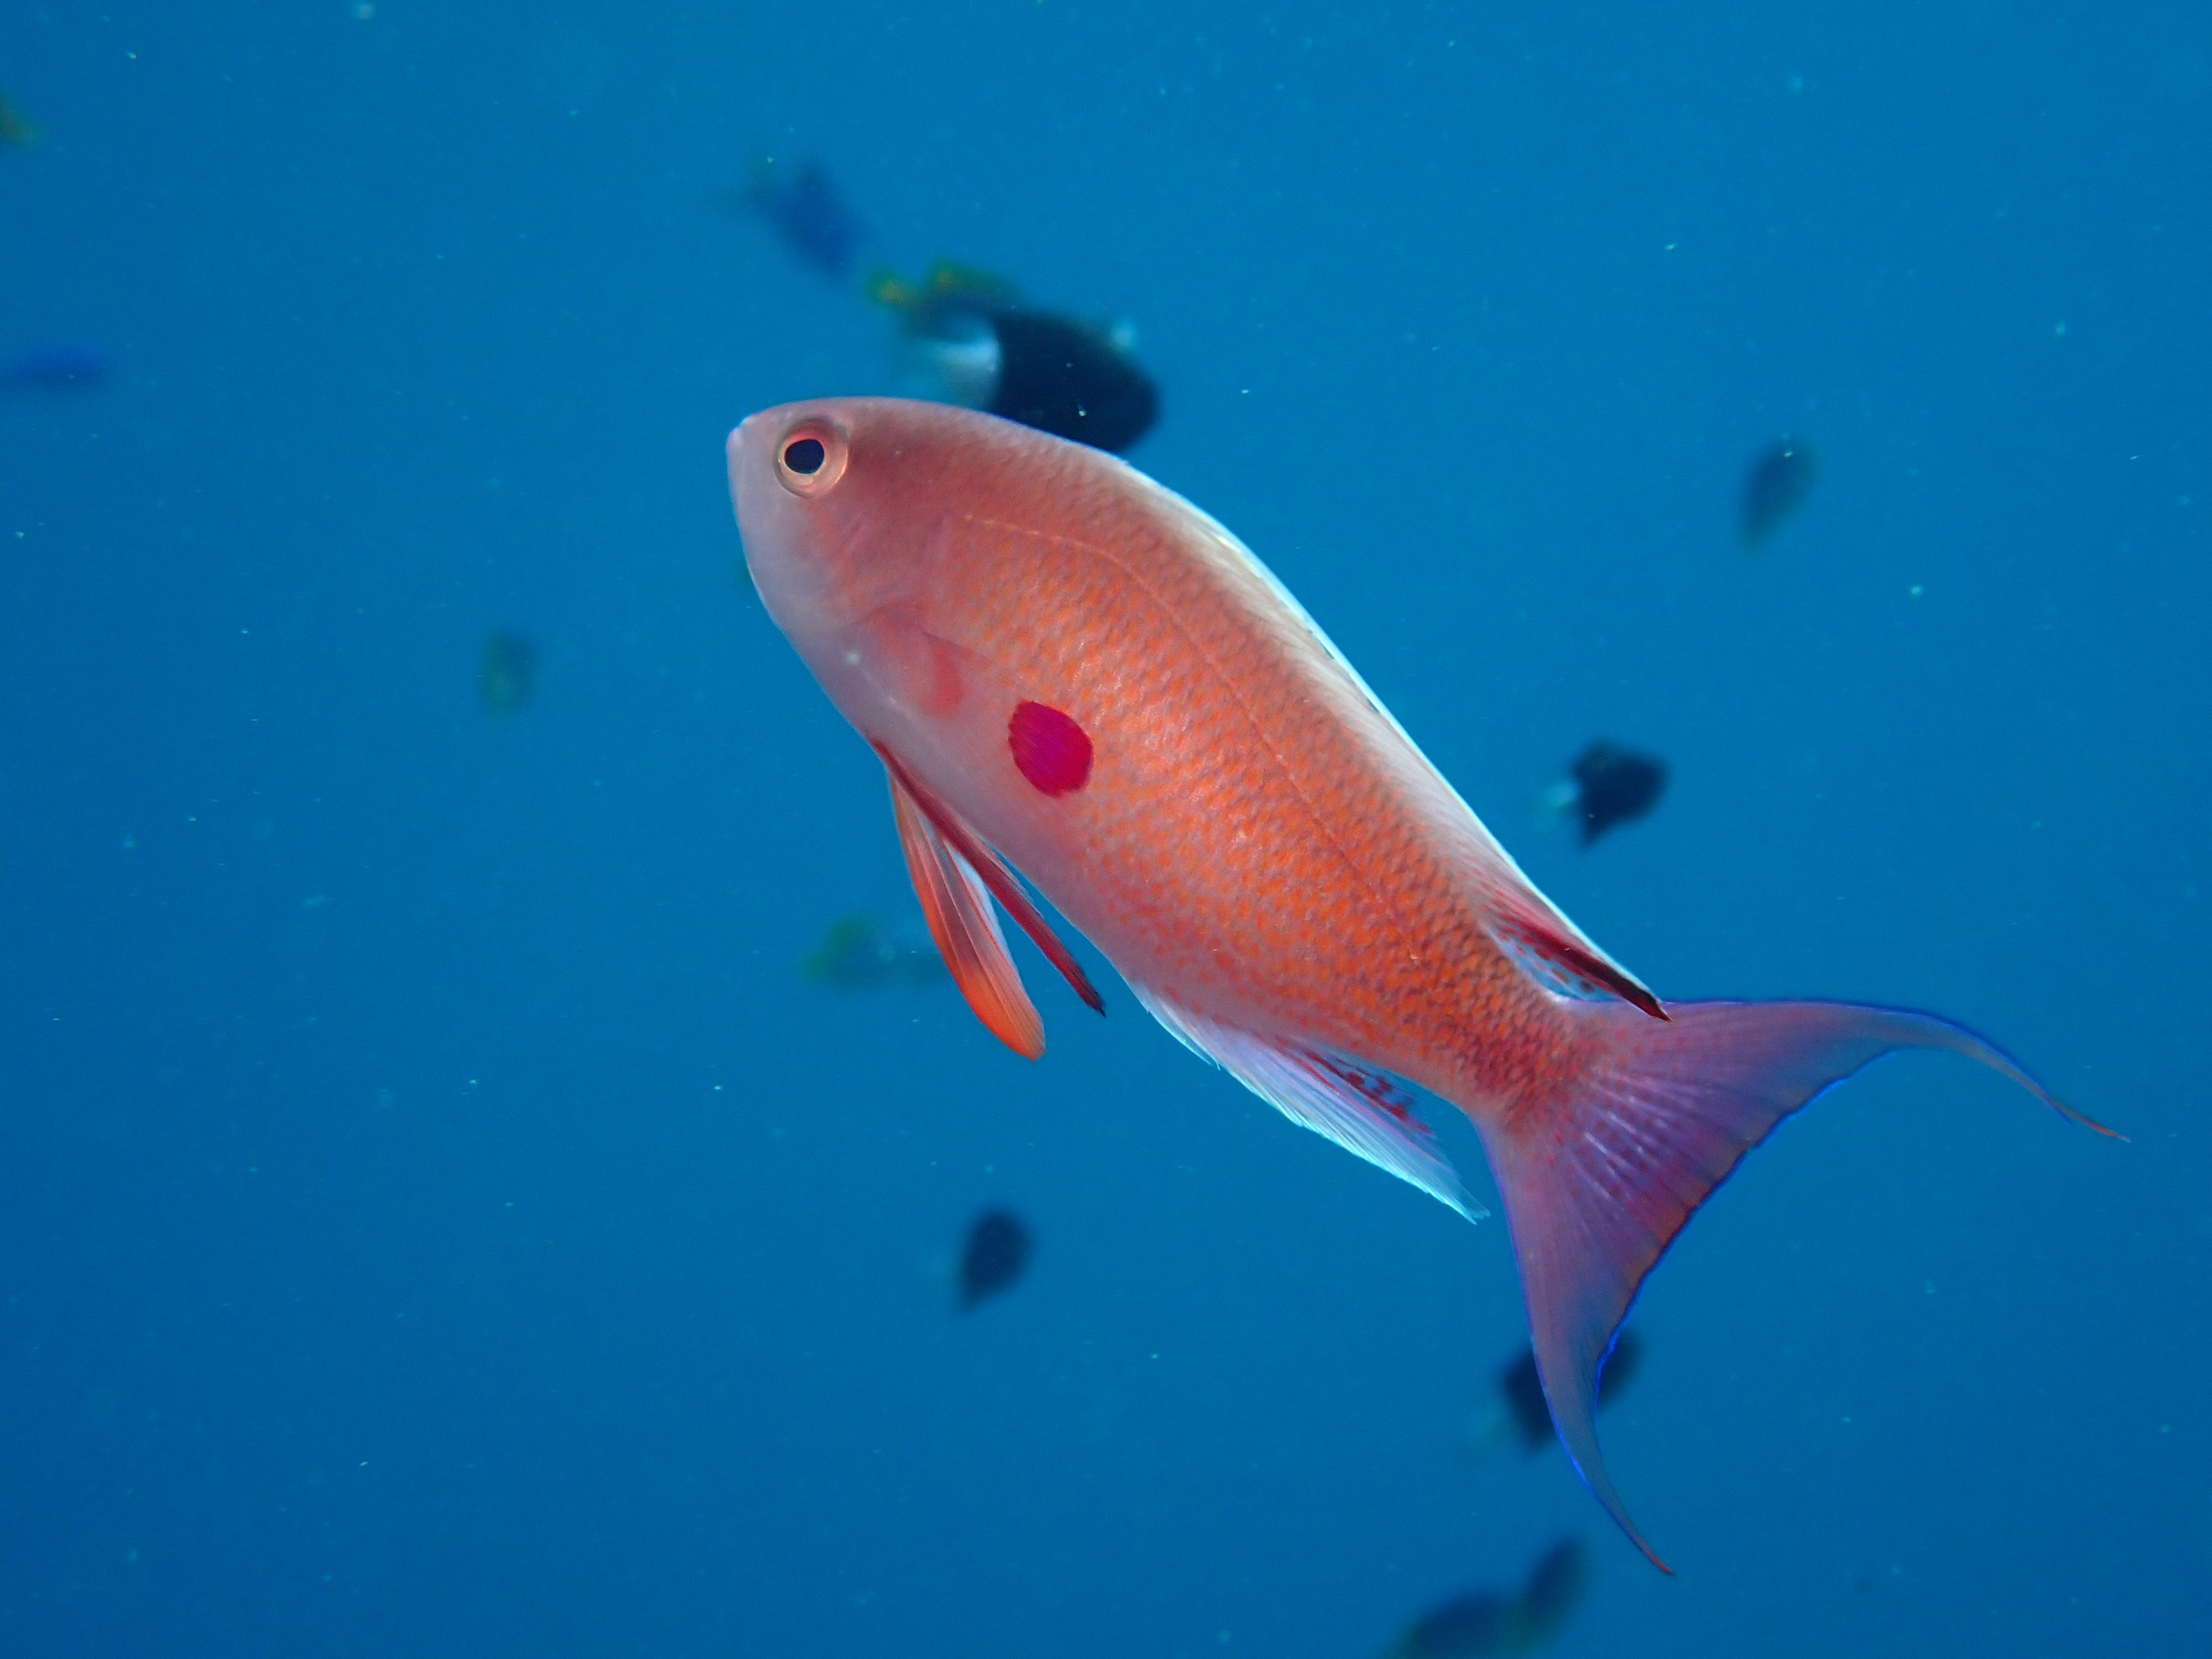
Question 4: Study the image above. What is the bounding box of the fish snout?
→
[727,403,877,638]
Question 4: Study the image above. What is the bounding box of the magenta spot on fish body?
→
[1009,701,1093,796]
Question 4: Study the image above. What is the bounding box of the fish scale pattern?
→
[847,402,1590,1114]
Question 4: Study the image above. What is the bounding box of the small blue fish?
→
[1740,437,1820,549]
[4,342,112,391]
[734,157,867,281]
[956,1208,1032,1311]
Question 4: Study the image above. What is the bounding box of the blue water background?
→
[2,3,2205,1652]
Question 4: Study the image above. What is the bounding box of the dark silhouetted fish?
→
[1538,742,1667,847]
[3,342,110,390]
[1387,1591,1515,1659]
[1468,1329,1643,1459]
[874,263,1160,453]
[733,156,868,281]
[1740,437,1820,550]
[1384,1537,1592,1657]
[477,632,539,716]
[800,914,948,991]
[957,1207,1032,1311]
[983,309,1159,453]
[1514,1539,1589,1648]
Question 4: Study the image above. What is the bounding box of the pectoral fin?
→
[878,744,1104,1060]
[885,759,1045,1059]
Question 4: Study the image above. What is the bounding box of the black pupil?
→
[783,437,826,475]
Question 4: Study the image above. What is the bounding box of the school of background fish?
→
[0,6,2204,1657]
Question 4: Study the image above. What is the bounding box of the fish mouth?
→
[727,411,790,611]
[727,409,771,509]
[727,409,791,544]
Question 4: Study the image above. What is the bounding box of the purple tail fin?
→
[1479,999,2117,1573]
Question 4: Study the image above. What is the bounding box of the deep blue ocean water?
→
[2,3,2205,1653]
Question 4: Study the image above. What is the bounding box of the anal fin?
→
[885,760,1045,1060]
[1133,987,1485,1222]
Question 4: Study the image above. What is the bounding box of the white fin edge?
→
[1132,986,1486,1223]
[1148,484,1646,1000]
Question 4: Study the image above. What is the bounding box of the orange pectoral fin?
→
[886,760,1046,1060]
[877,743,1106,1018]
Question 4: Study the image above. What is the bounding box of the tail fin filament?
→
[1478,999,2115,1572]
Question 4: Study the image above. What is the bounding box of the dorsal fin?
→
[1491,912,1667,1020]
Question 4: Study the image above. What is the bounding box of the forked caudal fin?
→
[1480,999,2119,1573]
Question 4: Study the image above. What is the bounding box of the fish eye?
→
[773,420,848,497]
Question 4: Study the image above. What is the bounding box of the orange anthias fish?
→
[726,398,2116,1570]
